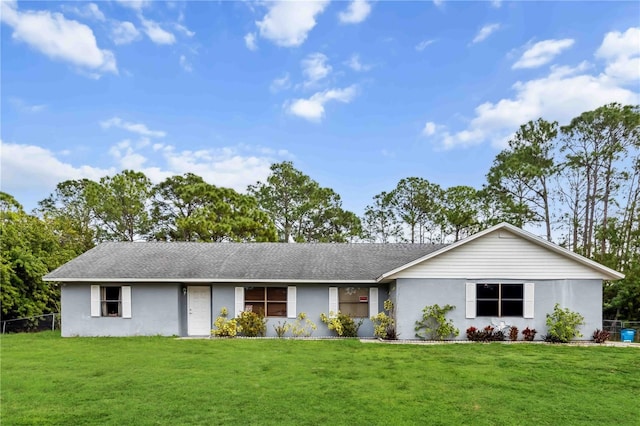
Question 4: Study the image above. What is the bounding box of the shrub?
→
[545,304,585,343]
[273,321,290,338]
[522,327,537,341]
[592,329,611,344]
[290,312,317,337]
[509,326,519,341]
[211,307,238,337]
[320,312,363,337]
[415,304,459,340]
[466,325,505,342]
[370,299,397,339]
[236,310,267,337]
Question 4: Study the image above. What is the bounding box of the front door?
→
[187,286,211,336]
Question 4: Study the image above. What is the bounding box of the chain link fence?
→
[1,313,60,334]
[602,320,640,342]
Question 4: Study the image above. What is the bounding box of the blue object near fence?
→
[621,329,636,342]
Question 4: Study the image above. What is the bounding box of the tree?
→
[248,162,361,242]
[88,170,154,241]
[560,103,640,258]
[151,173,277,242]
[440,186,480,242]
[1,193,75,320]
[37,179,98,255]
[390,177,442,243]
[486,118,558,241]
[362,191,403,243]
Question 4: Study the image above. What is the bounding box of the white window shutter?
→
[328,287,338,317]
[121,286,132,318]
[287,286,297,318]
[234,287,244,317]
[465,282,476,319]
[90,285,101,317]
[369,287,379,317]
[523,282,535,318]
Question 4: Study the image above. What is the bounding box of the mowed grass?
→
[1,333,639,425]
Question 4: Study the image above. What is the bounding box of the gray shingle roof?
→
[44,242,446,282]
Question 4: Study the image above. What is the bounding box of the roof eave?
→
[44,277,379,284]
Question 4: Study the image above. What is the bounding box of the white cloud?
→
[116,0,149,11]
[434,60,638,150]
[286,85,357,122]
[0,142,114,194]
[173,23,195,37]
[513,39,575,69]
[63,3,105,22]
[109,139,149,170]
[0,2,117,76]
[179,55,192,72]
[345,54,371,72]
[162,146,276,191]
[101,117,166,138]
[301,53,332,87]
[422,122,437,136]
[270,73,291,93]
[9,97,46,113]
[244,32,258,51]
[140,17,176,45]
[255,0,329,47]
[596,27,640,84]
[1,139,286,203]
[111,21,141,45]
[415,39,435,51]
[472,23,501,44]
[338,0,371,24]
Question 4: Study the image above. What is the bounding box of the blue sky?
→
[2,0,639,218]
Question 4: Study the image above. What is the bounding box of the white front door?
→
[188,286,211,336]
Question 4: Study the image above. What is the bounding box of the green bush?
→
[237,310,267,337]
[415,304,459,340]
[320,312,363,337]
[211,307,238,337]
[273,321,290,338]
[545,304,584,343]
[370,299,397,339]
[290,312,317,337]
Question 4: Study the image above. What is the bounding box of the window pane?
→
[104,287,121,301]
[339,287,368,302]
[502,284,523,299]
[339,303,369,318]
[245,287,264,301]
[477,300,499,316]
[501,300,523,317]
[104,302,121,316]
[267,302,287,317]
[477,284,498,299]
[245,303,265,316]
[267,287,287,301]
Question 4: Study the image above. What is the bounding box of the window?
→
[476,283,523,317]
[244,287,287,317]
[91,285,131,318]
[101,287,122,317]
[338,287,369,317]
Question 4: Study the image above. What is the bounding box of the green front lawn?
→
[1,332,639,425]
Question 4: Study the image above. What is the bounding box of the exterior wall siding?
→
[61,283,181,337]
[211,284,388,338]
[62,283,388,337]
[389,230,607,280]
[395,278,602,341]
